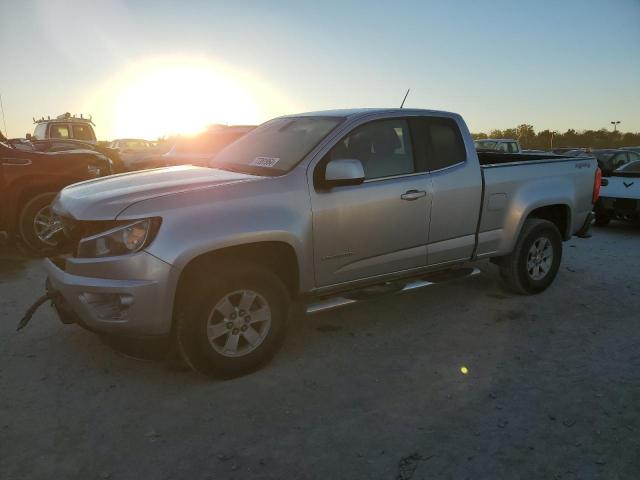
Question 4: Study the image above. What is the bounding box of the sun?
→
[112,60,259,139]
[87,57,294,140]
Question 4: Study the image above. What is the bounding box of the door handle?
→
[401,189,426,201]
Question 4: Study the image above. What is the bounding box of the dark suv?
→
[0,134,112,253]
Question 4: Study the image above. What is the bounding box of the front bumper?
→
[44,252,175,336]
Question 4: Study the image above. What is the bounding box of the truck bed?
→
[477,151,581,166]
[474,152,597,259]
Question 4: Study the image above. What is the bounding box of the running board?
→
[305,267,481,315]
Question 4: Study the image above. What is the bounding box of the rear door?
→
[310,117,432,287]
[411,116,483,266]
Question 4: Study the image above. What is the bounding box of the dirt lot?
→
[1,224,639,480]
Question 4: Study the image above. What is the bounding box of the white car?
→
[594,161,640,225]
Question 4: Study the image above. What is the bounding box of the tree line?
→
[472,125,640,150]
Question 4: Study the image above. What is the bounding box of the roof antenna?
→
[400,88,410,109]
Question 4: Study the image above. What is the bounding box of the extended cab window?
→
[414,117,466,171]
[50,124,70,139]
[328,119,415,180]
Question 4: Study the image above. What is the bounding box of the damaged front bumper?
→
[44,252,175,337]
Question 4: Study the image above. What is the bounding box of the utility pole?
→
[550,130,558,150]
[610,120,621,132]
[0,93,7,137]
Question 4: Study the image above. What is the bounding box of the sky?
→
[1,0,639,140]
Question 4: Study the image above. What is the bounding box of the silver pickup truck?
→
[44,108,600,377]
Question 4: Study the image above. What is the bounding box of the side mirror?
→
[324,158,365,187]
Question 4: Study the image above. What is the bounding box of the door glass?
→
[329,119,415,179]
[50,124,70,139]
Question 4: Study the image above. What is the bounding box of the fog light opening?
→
[79,292,134,321]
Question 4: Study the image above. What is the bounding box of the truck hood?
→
[53,165,261,220]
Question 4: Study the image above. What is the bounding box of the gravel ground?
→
[1,224,639,480]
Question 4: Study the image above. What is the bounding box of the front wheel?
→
[18,192,64,255]
[499,219,562,295]
[175,261,290,378]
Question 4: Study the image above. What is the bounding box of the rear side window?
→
[509,142,519,153]
[414,117,466,171]
[50,124,70,139]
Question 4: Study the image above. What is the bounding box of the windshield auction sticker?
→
[250,156,280,167]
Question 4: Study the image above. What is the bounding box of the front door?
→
[309,118,432,287]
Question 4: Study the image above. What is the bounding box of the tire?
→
[18,192,64,255]
[175,261,290,379]
[499,219,562,295]
[594,211,611,227]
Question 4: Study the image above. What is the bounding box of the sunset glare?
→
[90,57,289,140]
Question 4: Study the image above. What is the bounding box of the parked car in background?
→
[474,138,521,153]
[32,138,124,172]
[109,138,164,171]
[559,149,640,175]
[552,147,584,155]
[30,113,97,145]
[0,133,112,253]
[46,108,599,378]
[594,160,640,226]
[163,125,255,168]
[621,146,640,154]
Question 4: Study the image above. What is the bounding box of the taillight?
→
[592,167,602,204]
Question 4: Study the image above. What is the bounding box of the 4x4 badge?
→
[623,181,634,188]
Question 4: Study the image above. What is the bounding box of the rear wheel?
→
[175,261,290,378]
[499,219,562,295]
[18,192,64,255]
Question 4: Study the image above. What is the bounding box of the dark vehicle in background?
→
[163,125,255,168]
[552,147,583,155]
[30,113,97,144]
[621,146,640,154]
[594,160,640,226]
[0,134,112,253]
[562,149,640,175]
[109,138,165,171]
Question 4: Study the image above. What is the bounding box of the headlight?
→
[77,218,161,258]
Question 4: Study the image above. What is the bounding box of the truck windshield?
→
[211,117,343,175]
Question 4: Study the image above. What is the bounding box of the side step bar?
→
[305,267,481,315]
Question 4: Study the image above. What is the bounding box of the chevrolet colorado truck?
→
[43,108,600,378]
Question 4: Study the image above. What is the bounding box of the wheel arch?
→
[172,240,300,330]
[9,180,72,234]
[526,204,572,240]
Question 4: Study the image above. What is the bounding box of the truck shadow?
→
[592,220,640,236]
[0,242,30,280]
